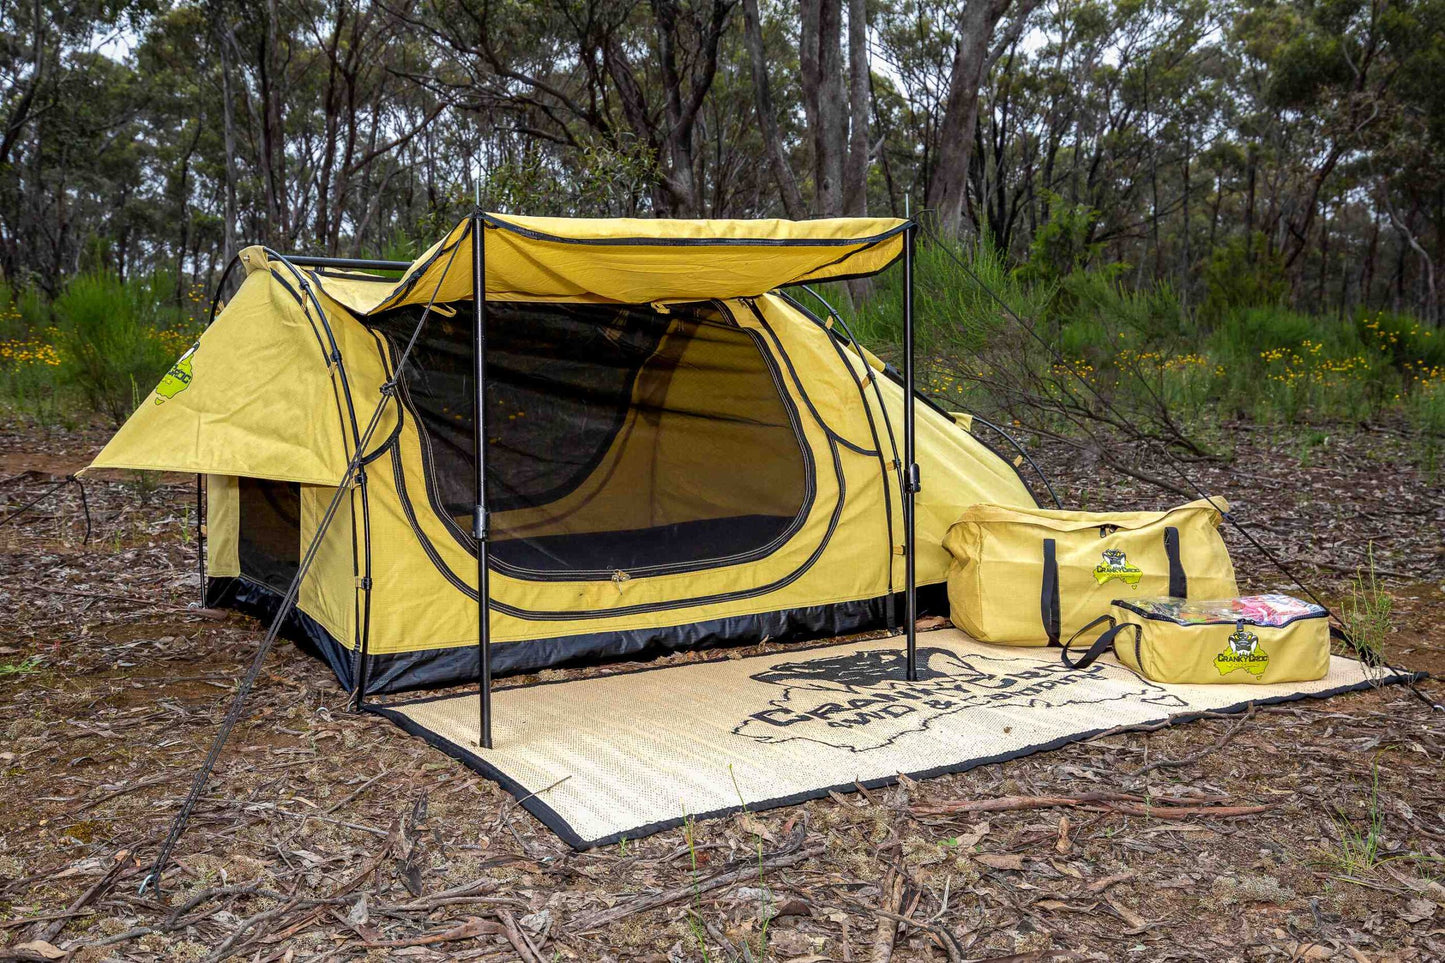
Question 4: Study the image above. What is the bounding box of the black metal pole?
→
[472,214,493,750]
[275,255,412,272]
[902,221,919,682]
[195,474,206,608]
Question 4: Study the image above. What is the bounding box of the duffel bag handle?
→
[1164,526,1187,597]
[1041,538,1061,645]
[1060,614,1141,670]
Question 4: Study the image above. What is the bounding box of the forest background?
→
[2,0,1443,477]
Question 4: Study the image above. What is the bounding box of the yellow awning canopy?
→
[359,214,910,311]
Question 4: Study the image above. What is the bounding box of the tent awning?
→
[360,214,910,312]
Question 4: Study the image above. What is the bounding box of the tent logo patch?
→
[153,343,198,405]
[1093,548,1142,586]
[732,646,1184,753]
[1215,627,1269,677]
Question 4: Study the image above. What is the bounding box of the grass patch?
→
[1343,543,1393,676]
[0,656,44,680]
[1316,763,1391,878]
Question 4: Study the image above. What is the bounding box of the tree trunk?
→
[219,26,240,262]
[925,0,1018,237]
[741,0,805,218]
[801,0,845,216]
[843,0,868,217]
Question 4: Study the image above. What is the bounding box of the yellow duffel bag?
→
[943,497,1238,646]
[1060,595,1331,684]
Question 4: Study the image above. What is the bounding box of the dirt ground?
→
[2,415,1443,963]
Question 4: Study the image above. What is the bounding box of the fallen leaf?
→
[975,853,1026,871]
[1400,898,1437,924]
[9,942,66,961]
[953,820,990,850]
[1086,871,1136,893]
[1105,895,1151,931]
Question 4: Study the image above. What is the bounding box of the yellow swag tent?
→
[90,215,1038,694]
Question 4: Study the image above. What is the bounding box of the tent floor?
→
[488,512,798,573]
[369,628,1420,850]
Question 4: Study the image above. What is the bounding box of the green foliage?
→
[833,234,1442,456]
[1200,233,1289,321]
[0,655,44,680]
[1017,194,1108,283]
[1408,373,1445,476]
[0,280,64,422]
[52,271,197,426]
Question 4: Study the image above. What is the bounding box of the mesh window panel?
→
[369,301,810,577]
[237,477,301,593]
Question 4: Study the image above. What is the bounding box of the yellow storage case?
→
[1061,594,1331,685]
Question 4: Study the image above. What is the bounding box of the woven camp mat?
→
[373,628,1410,848]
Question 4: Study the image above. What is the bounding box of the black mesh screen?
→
[368,300,810,577]
[237,478,301,592]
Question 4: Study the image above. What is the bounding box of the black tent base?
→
[208,575,948,697]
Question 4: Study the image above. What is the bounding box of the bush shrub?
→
[53,271,195,425]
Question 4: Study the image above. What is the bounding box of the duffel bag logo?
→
[1093,548,1142,586]
[1214,627,1269,677]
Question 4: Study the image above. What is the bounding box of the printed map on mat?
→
[373,628,1415,849]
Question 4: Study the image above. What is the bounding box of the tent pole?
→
[472,213,493,750]
[195,474,206,608]
[902,218,919,682]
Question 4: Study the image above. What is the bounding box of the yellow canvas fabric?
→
[88,251,397,488]
[349,293,1035,656]
[365,215,908,311]
[205,474,240,577]
[88,250,357,485]
[943,498,1238,646]
[303,269,397,314]
[1106,603,1330,684]
[298,484,359,648]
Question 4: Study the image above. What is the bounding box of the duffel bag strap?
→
[1164,526,1187,598]
[1061,614,1138,670]
[1041,538,1062,645]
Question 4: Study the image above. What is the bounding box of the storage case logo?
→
[153,343,198,405]
[1093,548,1143,586]
[732,646,1184,752]
[1214,626,1269,677]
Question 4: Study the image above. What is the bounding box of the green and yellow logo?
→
[1092,548,1143,586]
[1214,627,1269,677]
[153,343,198,405]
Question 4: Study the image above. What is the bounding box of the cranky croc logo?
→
[731,646,1184,752]
[1214,626,1269,677]
[1093,548,1142,586]
[153,343,198,405]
